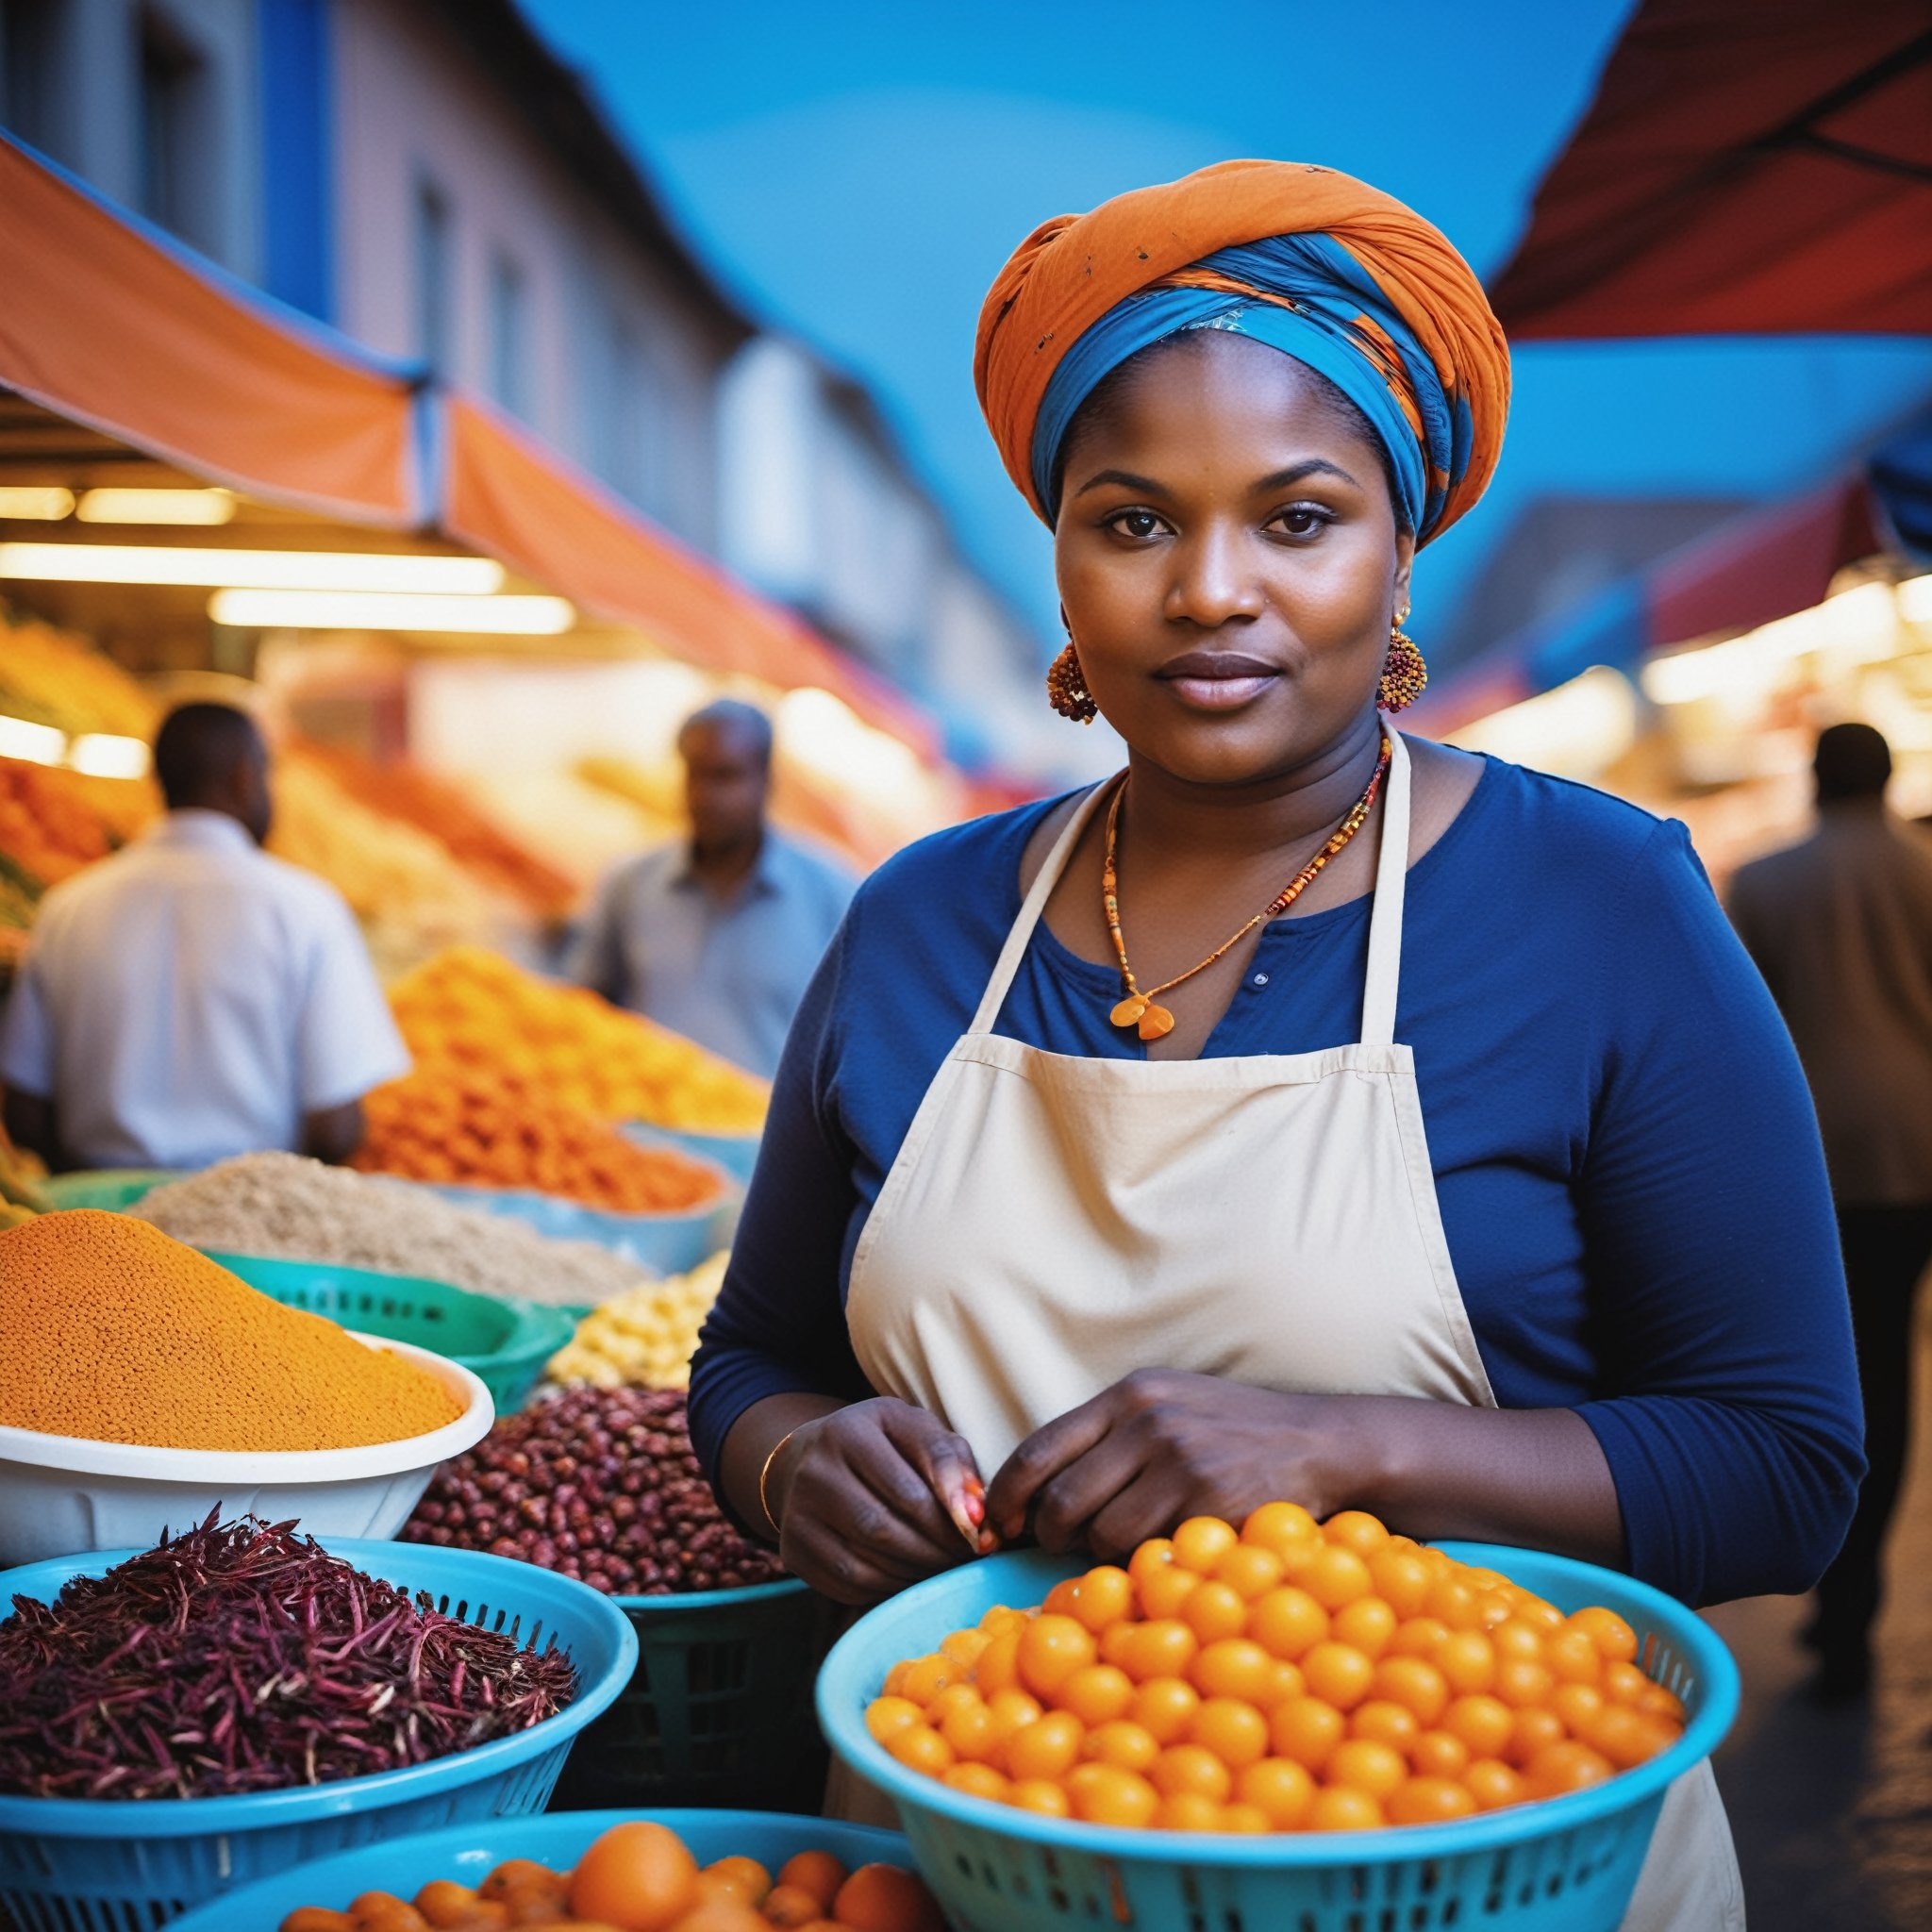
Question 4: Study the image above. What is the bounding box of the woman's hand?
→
[768,1397,985,1606]
[987,1370,1356,1562]
[986,1370,1627,1573]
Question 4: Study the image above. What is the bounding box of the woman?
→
[691,161,1861,1925]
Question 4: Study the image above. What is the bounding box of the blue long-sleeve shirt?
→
[691,757,1864,1607]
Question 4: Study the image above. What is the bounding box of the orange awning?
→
[441,394,937,752]
[0,133,419,523]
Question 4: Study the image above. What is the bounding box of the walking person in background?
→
[1727,721,1932,1697]
[568,699,857,1079]
[0,702,407,1174]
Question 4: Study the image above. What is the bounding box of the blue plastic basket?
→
[549,1578,831,1814]
[621,1120,763,1187]
[163,1809,912,1931]
[818,1542,1740,1932]
[0,1541,640,1932]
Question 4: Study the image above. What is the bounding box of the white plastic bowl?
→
[0,1332,493,1566]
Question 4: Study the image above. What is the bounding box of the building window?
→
[137,8,214,252]
[1,0,71,158]
[592,312,669,518]
[488,250,529,419]
[414,178,453,376]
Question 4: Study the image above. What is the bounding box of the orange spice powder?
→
[0,1211,464,1451]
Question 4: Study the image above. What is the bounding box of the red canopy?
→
[1490,0,1932,339]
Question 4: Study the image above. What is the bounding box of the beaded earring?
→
[1378,618,1427,713]
[1047,641,1098,724]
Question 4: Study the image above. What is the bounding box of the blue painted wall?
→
[258,0,333,321]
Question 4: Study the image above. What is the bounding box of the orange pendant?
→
[1110,994,1149,1028]
[1137,1003,1176,1041]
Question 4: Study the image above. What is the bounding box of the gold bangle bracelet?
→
[758,1427,799,1540]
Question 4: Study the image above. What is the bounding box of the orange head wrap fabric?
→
[974,159,1510,544]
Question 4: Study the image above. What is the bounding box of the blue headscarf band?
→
[1031,235,1474,540]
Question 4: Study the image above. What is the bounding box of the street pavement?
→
[1709,1294,1932,1928]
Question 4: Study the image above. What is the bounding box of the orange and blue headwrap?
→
[974,160,1510,544]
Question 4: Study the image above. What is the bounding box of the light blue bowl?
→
[0,1540,639,1931]
[621,1120,762,1187]
[420,1173,738,1276]
[163,1809,913,1929]
[818,1541,1740,1932]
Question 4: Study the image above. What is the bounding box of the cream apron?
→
[843,729,1741,1929]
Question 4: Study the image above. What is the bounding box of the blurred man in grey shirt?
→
[1727,722,1932,1695]
[567,701,856,1079]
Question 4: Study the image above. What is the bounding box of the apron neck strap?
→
[1359,726,1410,1048]
[970,778,1119,1037]
[971,731,1411,1045]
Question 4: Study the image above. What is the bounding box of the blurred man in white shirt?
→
[0,702,408,1172]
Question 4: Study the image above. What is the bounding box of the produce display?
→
[0,613,159,740]
[0,1211,462,1451]
[133,1152,659,1307]
[270,749,518,980]
[389,947,769,1135]
[404,1387,785,1599]
[0,1129,47,1229]
[0,754,155,890]
[353,1070,724,1214]
[0,1513,577,1800]
[277,1820,942,1932]
[866,1505,1688,1834]
[546,1252,729,1390]
[298,739,580,923]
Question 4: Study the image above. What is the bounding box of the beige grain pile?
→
[133,1152,653,1306]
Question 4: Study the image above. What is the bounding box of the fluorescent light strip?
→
[208,589,575,635]
[0,542,505,593]
[0,716,66,765]
[76,488,237,525]
[0,487,75,521]
[69,733,152,779]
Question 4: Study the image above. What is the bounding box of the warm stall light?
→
[1642,582,1901,707]
[0,542,505,593]
[777,685,925,795]
[0,716,66,765]
[76,487,236,525]
[208,589,575,634]
[1901,574,1932,625]
[68,732,151,779]
[0,486,75,520]
[1448,667,1639,780]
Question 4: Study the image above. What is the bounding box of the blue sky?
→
[519,0,1932,661]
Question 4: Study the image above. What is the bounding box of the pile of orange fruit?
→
[388,948,770,1134]
[300,743,580,923]
[0,757,153,890]
[353,1066,724,1214]
[280,1821,943,1932]
[866,1505,1687,1835]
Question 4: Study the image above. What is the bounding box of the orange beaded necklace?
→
[1103,733,1393,1041]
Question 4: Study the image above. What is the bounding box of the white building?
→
[719,335,1062,774]
[0,0,1053,767]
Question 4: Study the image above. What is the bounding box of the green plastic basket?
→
[206,1251,574,1413]
[38,1168,187,1211]
[549,1577,832,1814]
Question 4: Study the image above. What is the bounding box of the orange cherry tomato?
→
[1388,1774,1479,1825]
[567,1822,699,1932]
[1171,1517,1241,1573]
[1246,1586,1329,1662]
[1270,1694,1346,1774]
[1190,1696,1270,1769]
[1235,1756,1315,1829]
[1128,1675,1202,1745]
[831,1863,946,1932]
